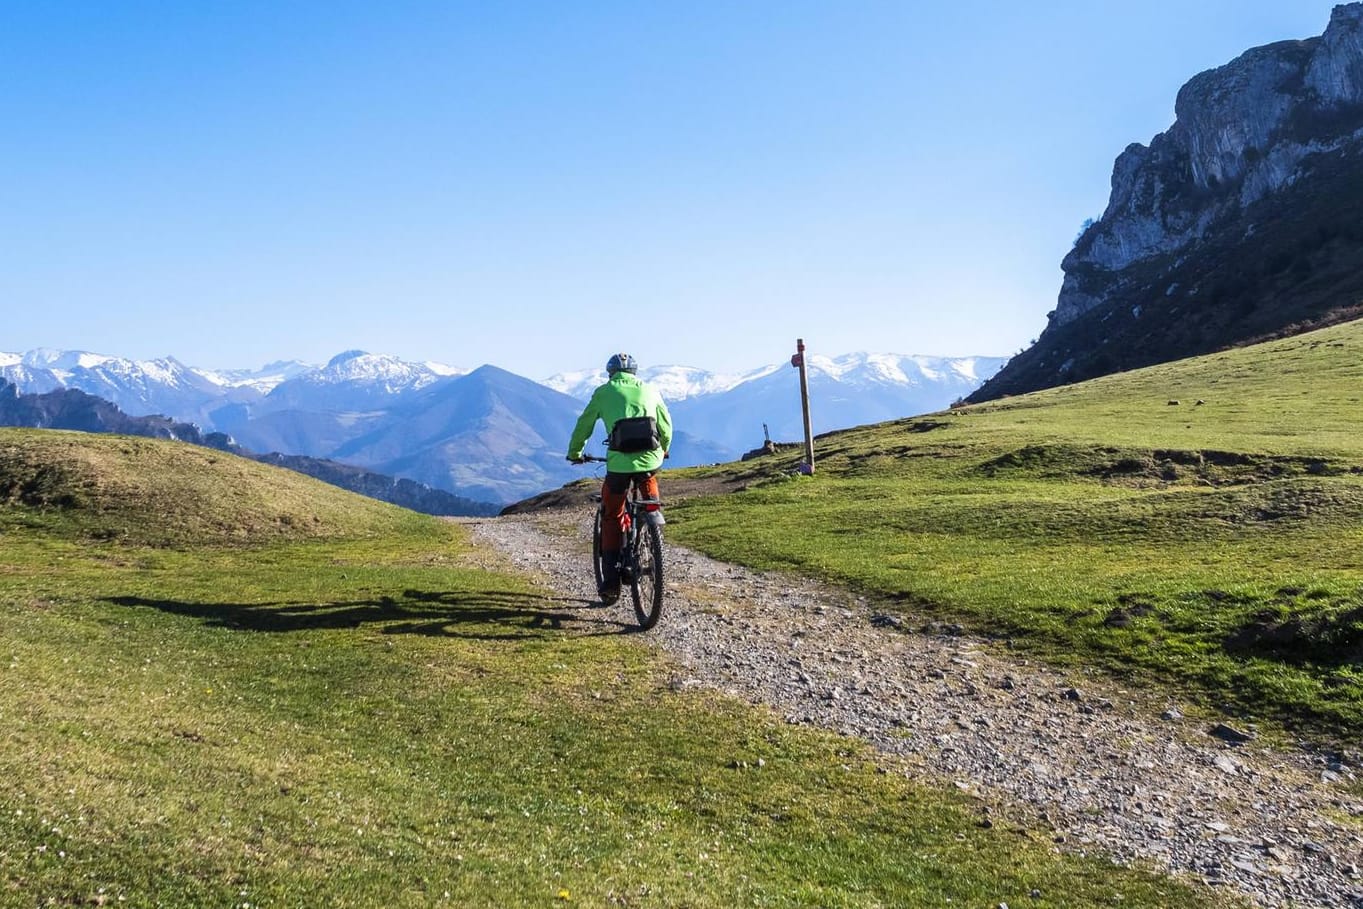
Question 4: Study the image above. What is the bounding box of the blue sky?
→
[0,1,1342,377]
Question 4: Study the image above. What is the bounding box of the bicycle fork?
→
[617,511,636,583]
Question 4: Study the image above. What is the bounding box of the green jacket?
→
[567,372,673,473]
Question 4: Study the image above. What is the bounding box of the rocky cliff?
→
[973,4,1363,401]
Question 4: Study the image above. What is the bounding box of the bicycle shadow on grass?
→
[104,587,636,639]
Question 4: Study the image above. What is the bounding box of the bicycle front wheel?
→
[630,519,664,629]
[591,507,606,592]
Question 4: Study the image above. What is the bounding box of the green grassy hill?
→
[0,428,437,545]
[0,429,1212,907]
[670,319,1363,737]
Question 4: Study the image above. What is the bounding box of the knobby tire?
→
[630,518,664,630]
[591,507,606,592]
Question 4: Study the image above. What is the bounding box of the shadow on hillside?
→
[104,588,636,639]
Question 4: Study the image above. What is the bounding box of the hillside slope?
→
[0,380,497,516]
[0,435,1208,908]
[0,429,433,545]
[667,319,1363,733]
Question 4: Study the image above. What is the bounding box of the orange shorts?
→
[600,472,659,550]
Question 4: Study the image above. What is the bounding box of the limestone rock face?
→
[1307,3,1363,104]
[973,4,1363,402]
[1057,6,1363,326]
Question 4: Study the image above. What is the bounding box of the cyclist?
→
[566,352,673,604]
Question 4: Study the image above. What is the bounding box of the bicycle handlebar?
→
[571,452,669,464]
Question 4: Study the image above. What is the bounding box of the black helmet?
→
[606,352,638,374]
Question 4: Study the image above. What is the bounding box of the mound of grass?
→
[0,432,1215,905]
[668,319,1363,738]
[0,429,429,545]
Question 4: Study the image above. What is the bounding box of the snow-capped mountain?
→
[807,352,1001,387]
[12,349,118,371]
[543,354,999,403]
[297,350,463,389]
[195,360,315,393]
[544,352,1007,456]
[0,349,257,428]
[0,348,467,427]
[543,363,783,402]
[254,350,466,414]
[664,353,1005,455]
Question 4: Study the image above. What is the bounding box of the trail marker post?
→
[790,338,815,474]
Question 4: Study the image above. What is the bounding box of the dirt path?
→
[462,506,1363,908]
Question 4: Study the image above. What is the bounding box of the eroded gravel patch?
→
[464,508,1363,908]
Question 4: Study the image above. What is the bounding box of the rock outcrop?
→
[973,4,1363,401]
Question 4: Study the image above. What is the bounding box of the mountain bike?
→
[575,455,665,630]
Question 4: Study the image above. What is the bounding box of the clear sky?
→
[0,1,1343,377]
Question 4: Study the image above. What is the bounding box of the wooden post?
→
[790,338,815,474]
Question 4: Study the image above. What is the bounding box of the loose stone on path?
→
[465,511,1363,909]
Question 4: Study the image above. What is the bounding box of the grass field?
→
[668,320,1363,739]
[0,429,1217,907]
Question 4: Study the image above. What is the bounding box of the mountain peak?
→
[312,351,435,384]
[326,350,371,368]
[21,349,112,371]
[465,363,517,380]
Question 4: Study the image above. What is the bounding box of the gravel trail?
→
[463,507,1363,908]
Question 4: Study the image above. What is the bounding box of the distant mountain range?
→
[0,379,499,516]
[0,347,1005,503]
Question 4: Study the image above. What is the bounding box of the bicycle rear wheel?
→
[629,519,664,629]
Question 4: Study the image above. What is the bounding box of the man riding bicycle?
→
[566,352,673,604]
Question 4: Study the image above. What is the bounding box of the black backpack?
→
[609,416,660,453]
